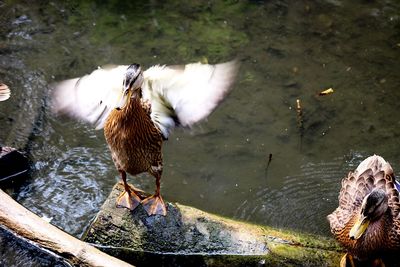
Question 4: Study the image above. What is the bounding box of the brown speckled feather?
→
[104,91,163,177]
[327,155,400,260]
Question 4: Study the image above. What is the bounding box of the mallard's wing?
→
[355,155,400,217]
[52,65,128,129]
[0,83,11,101]
[328,155,400,232]
[142,61,238,138]
[52,61,239,133]
[327,170,369,232]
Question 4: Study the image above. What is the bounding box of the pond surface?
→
[0,0,400,265]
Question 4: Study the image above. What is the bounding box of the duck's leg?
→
[142,171,167,216]
[372,258,386,267]
[116,170,141,210]
[340,253,356,267]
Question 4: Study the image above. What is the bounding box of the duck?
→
[327,155,400,266]
[0,83,11,101]
[52,61,238,216]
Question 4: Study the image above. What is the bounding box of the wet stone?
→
[82,183,342,267]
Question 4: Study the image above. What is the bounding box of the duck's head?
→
[116,64,144,110]
[349,188,388,240]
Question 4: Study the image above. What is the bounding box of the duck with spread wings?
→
[53,61,238,216]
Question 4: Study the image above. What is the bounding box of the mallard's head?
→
[116,64,144,110]
[349,188,388,240]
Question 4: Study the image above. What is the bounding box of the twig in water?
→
[265,153,273,178]
[296,99,304,150]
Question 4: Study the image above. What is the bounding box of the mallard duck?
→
[0,83,11,101]
[328,155,400,266]
[53,61,238,216]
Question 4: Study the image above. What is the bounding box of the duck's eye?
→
[123,77,131,89]
[129,75,140,89]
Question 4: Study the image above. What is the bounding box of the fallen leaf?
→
[319,88,334,96]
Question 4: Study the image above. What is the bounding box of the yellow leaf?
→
[319,88,334,96]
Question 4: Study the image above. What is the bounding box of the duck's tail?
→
[0,83,11,101]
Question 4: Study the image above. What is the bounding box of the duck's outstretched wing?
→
[142,61,238,138]
[52,65,128,129]
[0,83,11,101]
[52,61,239,133]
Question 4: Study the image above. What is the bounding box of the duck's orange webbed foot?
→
[141,194,167,216]
[116,170,146,211]
[116,189,141,211]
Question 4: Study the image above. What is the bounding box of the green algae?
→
[59,1,249,62]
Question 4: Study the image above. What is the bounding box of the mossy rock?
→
[83,183,343,267]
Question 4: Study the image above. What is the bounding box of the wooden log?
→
[0,189,134,267]
[83,183,343,267]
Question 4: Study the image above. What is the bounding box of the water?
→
[0,226,69,267]
[0,0,400,264]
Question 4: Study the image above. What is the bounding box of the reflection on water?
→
[1,0,400,263]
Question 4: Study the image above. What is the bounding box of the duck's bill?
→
[115,89,129,110]
[349,214,370,240]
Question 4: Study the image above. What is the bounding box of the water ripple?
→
[17,146,115,237]
[234,153,368,235]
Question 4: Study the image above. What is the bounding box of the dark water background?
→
[0,0,400,265]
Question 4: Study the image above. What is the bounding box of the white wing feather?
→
[52,65,128,129]
[52,61,238,137]
[143,61,238,138]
